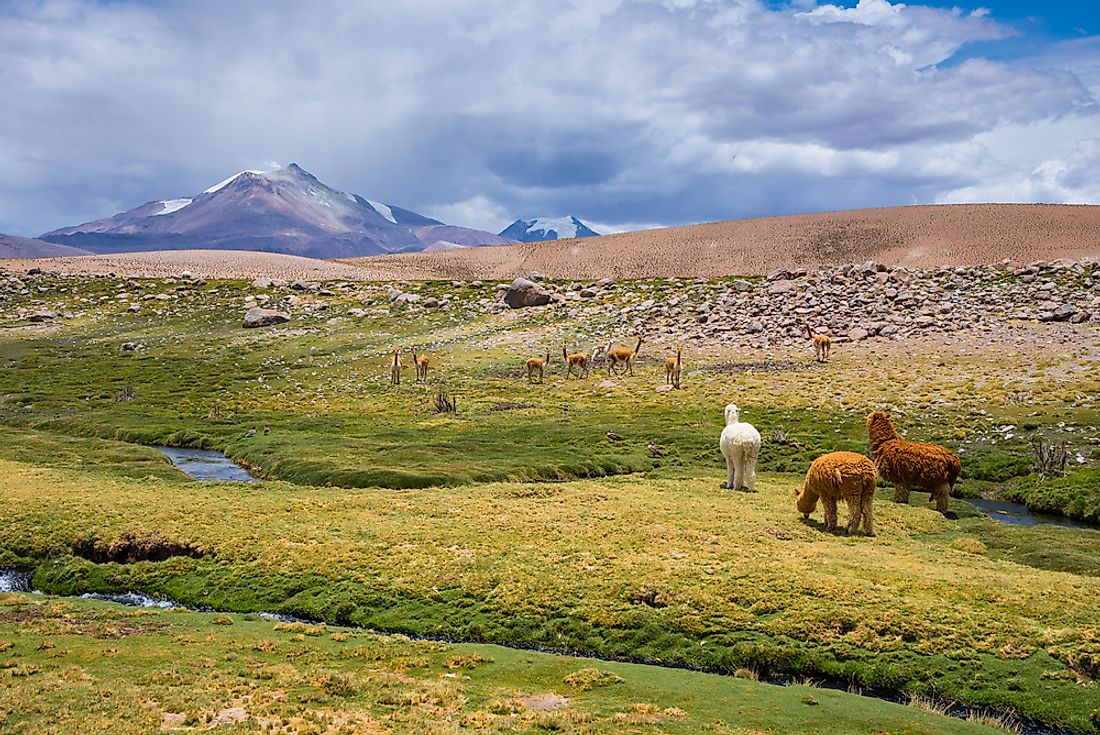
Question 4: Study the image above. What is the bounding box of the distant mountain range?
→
[33,164,514,259]
[499,216,600,242]
[0,233,90,258]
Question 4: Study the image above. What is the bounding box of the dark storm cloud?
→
[0,0,1096,236]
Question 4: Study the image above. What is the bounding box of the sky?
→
[0,0,1098,237]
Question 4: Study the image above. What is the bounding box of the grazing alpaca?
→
[805,323,831,362]
[562,344,589,379]
[389,349,401,385]
[867,411,960,515]
[796,451,877,536]
[719,403,761,491]
[664,346,683,389]
[608,337,643,376]
[412,349,430,382]
[526,350,550,383]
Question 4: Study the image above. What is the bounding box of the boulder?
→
[242,307,290,328]
[504,278,551,308]
[767,280,795,295]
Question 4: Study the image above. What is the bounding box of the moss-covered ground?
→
[1,593,1015,735]
[1,273,1098,732]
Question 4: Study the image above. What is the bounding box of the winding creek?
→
[155,446,259,482]
[0,567,1077,735]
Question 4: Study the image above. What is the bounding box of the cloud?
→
[0,0,1096,237]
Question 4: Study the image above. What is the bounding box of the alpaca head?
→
[724,403,740,425]
[866,411,898,453]
[795,485,817,517]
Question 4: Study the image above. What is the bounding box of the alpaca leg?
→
[724,454,736,489]
[733,458,744,492]
[893,484,910,504]
[934,483,951,515]
[845,497,861,534]
[823,497,838,531]
[862,496,876,536]
[744,457,757,493]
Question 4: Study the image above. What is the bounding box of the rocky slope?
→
[349,204,1100,279]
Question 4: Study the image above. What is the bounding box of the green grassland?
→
[1,274,1099,732]
[0,593,1013,735]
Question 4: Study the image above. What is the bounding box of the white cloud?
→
[425,195,514,234]
[0,0,1095,237]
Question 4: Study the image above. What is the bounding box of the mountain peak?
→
[499,216,600,242]
[39,164,512,258]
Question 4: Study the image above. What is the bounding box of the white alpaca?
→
[719,403,761,492]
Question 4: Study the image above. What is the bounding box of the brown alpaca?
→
[867,411,960,515]
[796,451,877,536]
[664,346,682,388]
[608,336,643,376]
[562,344,589,379]
[526,350,550,383]
[412,349,430,382]
[805,323,831,362]
[389,349,401,385]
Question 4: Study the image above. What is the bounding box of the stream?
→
[0,567,1076,735]
[155,446,259,482]
[965,498,1099,531]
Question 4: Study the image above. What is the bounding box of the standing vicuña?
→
[719,403,760,492]
[805,323,831,362]
[526,350,550,383]
[389,349,401,385]
[562,344,589,379]
[664,346,682,389]
[608,337,643,376]
[796,451,877,536]
[867,411,960,515]
[412,349,430,382]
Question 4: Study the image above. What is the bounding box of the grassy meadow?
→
[1,273,1099,732]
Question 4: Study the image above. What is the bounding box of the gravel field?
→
[346,203,1100,280]
[3,204,1099,281]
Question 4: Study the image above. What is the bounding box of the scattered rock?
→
[242,307,290,328]
[504,278,552,308]
[767,280,796,295]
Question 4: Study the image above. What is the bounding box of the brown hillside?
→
[344,204,1100,279]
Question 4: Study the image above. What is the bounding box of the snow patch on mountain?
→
[155,198,192,216]
[203,170,267,194]
[498,216,600,242]
[366,200,398,225]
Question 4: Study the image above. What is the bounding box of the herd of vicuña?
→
[383,332,957,540]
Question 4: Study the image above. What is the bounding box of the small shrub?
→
[433,390,457,414]
[801,694,819,706]
[1030,436,1069,478]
